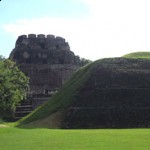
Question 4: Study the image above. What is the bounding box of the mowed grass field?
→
[0,127,150,150]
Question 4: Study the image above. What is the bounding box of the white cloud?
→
[3,0,150,60]
[3,17,95,59]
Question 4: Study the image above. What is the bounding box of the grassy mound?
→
[18,62,94,126]
[123,52,150,59]
[18,58,150,128]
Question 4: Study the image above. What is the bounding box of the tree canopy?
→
[0,57,29,117]
[79,57,92,66]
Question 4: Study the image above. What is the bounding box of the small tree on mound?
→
[79,57,92,66]
[0,56,29,117]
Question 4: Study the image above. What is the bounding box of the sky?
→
[1,0,150,60]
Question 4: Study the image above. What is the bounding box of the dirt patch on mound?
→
[23,110,66,128]
[0,124,8,128]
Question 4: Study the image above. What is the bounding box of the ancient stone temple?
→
[9,34,80,118]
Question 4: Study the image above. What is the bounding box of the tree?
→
[0,57,29,117]
[79,58,92,66]
[0,55,5,61]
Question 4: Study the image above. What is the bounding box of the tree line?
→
[0,55,29,118]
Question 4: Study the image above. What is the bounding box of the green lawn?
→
[0,127,150,150]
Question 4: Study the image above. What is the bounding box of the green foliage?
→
[79,57,92,66]
[123,52,150,59]
[0,58,29,117]
[0,128,150,150]
[0,55,5,61]
[0,118,4,123]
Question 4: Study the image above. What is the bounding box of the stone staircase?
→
[32,96,50,109]
[13,96,50,120]
[13,98,33,120]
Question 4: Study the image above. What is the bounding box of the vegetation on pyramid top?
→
[123,51,150,59]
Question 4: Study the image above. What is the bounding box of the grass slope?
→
[123,52,150,59]
[18,62,93,126]
[18,59,114,127]
[18,57,150,128]
[0,127,150,150]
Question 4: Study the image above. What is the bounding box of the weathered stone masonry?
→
[10,34,80,118]
[10,34,79,64]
